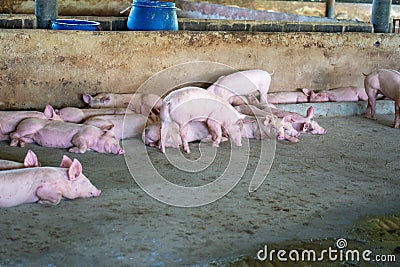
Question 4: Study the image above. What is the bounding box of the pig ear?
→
[24,150,39,167]
[100,96,111,104]
[263,117,273,125]
[60,155,73,168]
[68,159,83,181]
[44,105,55,119]
[82,93,92,104]
[302,88,312,96]
[306,106,315,119]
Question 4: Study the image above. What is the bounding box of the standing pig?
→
[0,155,101,208]
[364,69,400,128]
[83,92,163,116]
[160,87,245,153]
[83,114,147,140]
[303,86,368,102]
[0,150,39,170]
[10,118,124,154]
[0,105,60,141]
[207,69,273,105]
[55,106,132,123]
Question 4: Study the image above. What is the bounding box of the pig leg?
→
[365,88,378,120]
[179,123,190,153]
[36,182,62,205]
[70,135,89,153]
[206,119,222,148]
[393,100,400,128]
[259,92,268,103]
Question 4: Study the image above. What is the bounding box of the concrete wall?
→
[0,29,399,110]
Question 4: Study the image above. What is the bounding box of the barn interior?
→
[0,0,399,266]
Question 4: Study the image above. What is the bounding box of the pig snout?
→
[89,189,101,197]
[277,134,285,140]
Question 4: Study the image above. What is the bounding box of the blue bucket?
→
[127,1,178,31]
[51,19,101,31]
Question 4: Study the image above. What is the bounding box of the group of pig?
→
[1,68,398,208]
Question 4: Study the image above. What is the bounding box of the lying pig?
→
[10,118,124,154]
[303,86,368,102]
[0,150,39,170]
[83,114,147,140]
[241,116,299,143]
[207,69,273,105]
[266,90,310,104]
[160,87,245,153]
[235,104,300,138]
[55,106,132,123]
[0,155,101,208]
[143,120,222,148]
[83,92,163,115]
[364,69,400,128]
[0,105,60,141]
[254,104,327,135]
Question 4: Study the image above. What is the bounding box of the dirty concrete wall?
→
[0,29,399,110]
[5,0,400,22]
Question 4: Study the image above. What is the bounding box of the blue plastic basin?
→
[127,1,178,31]
[51,19,101,31]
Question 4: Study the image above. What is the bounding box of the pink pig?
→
[364,69,400,128]
[83,114,148,140]
[160,87,245,153]
[0,105,60,141]
[234,104,300,139]
[0,155,101,208]
[241,116,299,143]
[0,150,40,171]
[10,118,124,154]
[143,121,219,148]
[256,104,327,135]
[266,90,310,104]
[303,86,368,102]
[83,92,163,116]
[207,69,273,105]
[55,106,132,123]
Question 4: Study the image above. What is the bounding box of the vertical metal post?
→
[326,0,335,18]
[35,0,58,29]
[371,0,392,33]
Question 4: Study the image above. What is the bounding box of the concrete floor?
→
[0,113,399,266]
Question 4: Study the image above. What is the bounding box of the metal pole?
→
[326,0,335,18]
[35,0,58,29]
[371,0,392,33]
